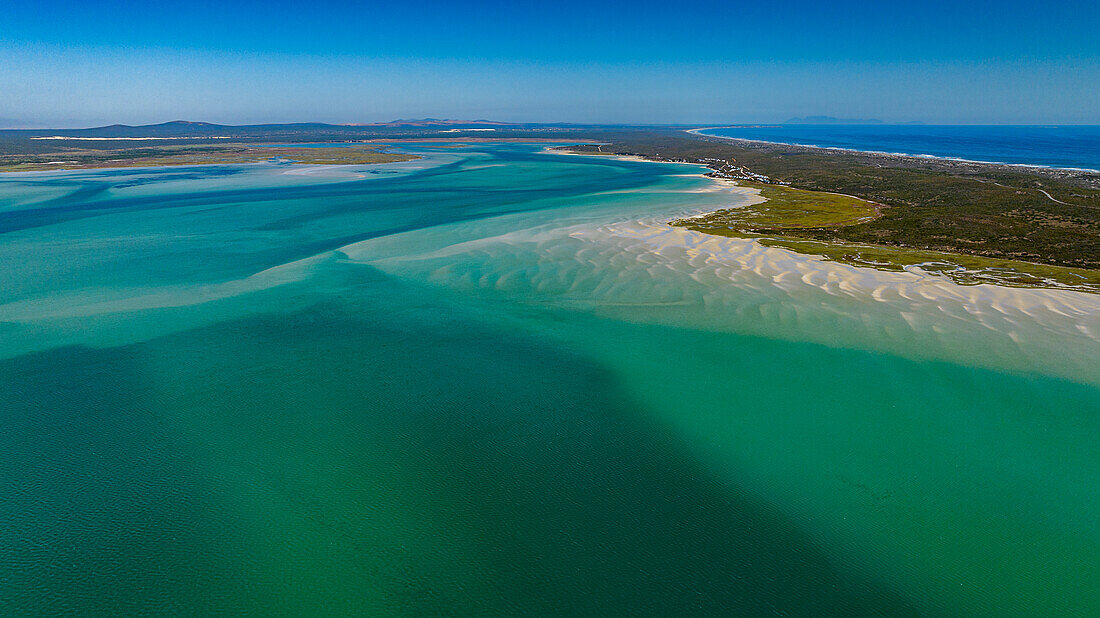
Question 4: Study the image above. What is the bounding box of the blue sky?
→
[1,0,1097,127]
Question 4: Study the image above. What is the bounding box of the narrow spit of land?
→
[0,144,419,172]
[559,133,1100,293]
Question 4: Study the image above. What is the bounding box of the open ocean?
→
[1,144,1098,614]
[695,125,1100,170]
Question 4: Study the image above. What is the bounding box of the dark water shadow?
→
[0,345,268,613]
[0,268,917,615]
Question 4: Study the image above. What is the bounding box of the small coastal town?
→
[695,156,786,184]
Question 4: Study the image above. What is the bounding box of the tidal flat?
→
[672,181,1100,291]
[0,143,418,172]
[1,143,1098,614]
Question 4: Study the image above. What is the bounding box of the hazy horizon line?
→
[4,118,1100,131]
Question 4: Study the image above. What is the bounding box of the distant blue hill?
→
[0,119,521,140]
[784,116,883,125]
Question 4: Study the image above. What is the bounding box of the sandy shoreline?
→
[550,140,1100,291]
[352,172,1100,382]
[3,142,1096,384]
[686,127,1100,183]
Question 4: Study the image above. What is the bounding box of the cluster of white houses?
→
[652,154,788,185]
[698,157,784,184]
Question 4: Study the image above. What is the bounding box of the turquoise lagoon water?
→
[1,144,1098,614]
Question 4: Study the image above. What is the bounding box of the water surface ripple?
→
[1,144,1097,615]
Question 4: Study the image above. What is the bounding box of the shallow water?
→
[1,144,1098,614]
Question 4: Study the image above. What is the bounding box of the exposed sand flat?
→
[356,194,1100,384]
[4,143,1097,616]
[3,147,1096,384]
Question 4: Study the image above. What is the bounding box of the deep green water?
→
[1,144,1098,614]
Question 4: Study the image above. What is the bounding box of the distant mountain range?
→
[347,118,516,127]
[784,116,883,125]
[1,119,520,139]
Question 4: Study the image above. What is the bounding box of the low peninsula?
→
[0,144,419,172]
[559,131,1100,292]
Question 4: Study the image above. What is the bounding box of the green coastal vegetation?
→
[3,134,1100,615]
[562,131,1100,292]
[757,238,1100,289]
[668,180,1100,291]
[682,182,881,228]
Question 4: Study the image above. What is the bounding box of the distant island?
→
[783,116,883,124]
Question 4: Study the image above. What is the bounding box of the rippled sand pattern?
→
[1,144,1097,615]
[360,189,1100,384]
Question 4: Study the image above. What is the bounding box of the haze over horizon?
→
[1,0,1097,127]
[3,3,1100,615]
